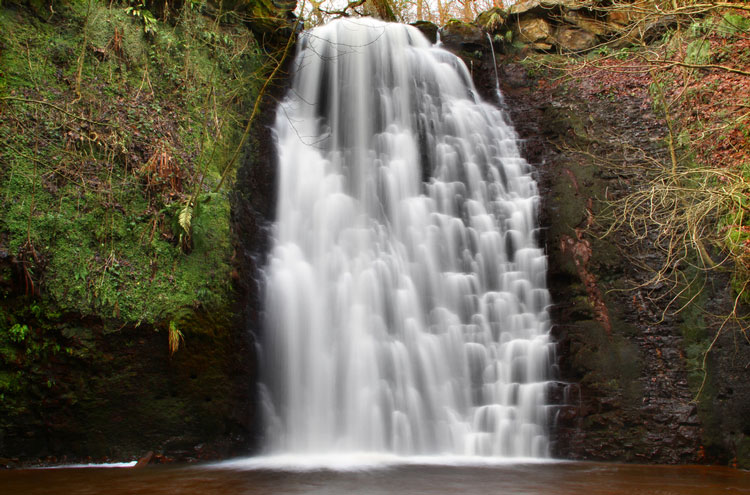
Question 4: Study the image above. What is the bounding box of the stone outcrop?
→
[411,20,439,43]
[554,25,597,51]
[515,17,553,43]
[563,10,610,36]
[509,0,587,16]
[440,19,486,51]
[476,7,507,33]
[442,0,684,54]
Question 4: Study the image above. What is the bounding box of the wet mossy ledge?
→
[0,0,293,464]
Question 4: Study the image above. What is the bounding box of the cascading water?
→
[260,18,554,459]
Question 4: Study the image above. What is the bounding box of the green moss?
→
[0,1,264,325]
[0,0,283,459]
[721,13,750,34]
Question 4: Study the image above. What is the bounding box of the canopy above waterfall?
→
[260,18,554,459]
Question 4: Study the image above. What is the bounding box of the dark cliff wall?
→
[503,74,700,462]
[0,307,255,463]
[231,48,296,452]
[458,45,750,466]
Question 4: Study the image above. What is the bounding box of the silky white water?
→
[260,18,554,458]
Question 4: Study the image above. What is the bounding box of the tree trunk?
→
[366,0,397,21]
[463,0,472,21]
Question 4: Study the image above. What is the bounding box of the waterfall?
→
[260,18,554,458]
[486,32,503,103]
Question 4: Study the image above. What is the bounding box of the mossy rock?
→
[411,20,438,43]
[476,7,507,34]
[214,0,297,41]
[440,19,486,51]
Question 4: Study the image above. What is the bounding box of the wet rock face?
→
[0,310,255,464]
[231,50,297,451]
[495,66,701,463]
[692,276,750,468]
[458,53,750,465]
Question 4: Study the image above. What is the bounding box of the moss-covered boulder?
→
[440,19,486,51]
[411,20,438,43]
[476,7,507,34]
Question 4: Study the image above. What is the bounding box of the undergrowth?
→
[536,5,749,323]
[0,0,266,325]
[520,3,749,415]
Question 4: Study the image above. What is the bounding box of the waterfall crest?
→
[261,18,554,458]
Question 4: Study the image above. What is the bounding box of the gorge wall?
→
[1,0,748,468]
[439,33,750,466]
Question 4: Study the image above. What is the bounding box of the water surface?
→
[3,460,748,494]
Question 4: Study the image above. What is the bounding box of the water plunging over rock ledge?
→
[259,18,555,458]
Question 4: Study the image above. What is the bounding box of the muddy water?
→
[1,462,748,495]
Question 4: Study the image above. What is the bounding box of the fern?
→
[178,202,193,235]
[168,321,184,356]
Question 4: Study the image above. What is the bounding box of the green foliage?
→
[0,302,76,408]
[0,1,266,325]
[519,55,547,78]
[8,323,30,342]
[688,19,714,37]
[590,45,610,57]
[125,0,158,34]
[721,13,750,34]
[615,46,638,60]
[168,319,184,354]
[692,12,750,38]
[685,39,711,65]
